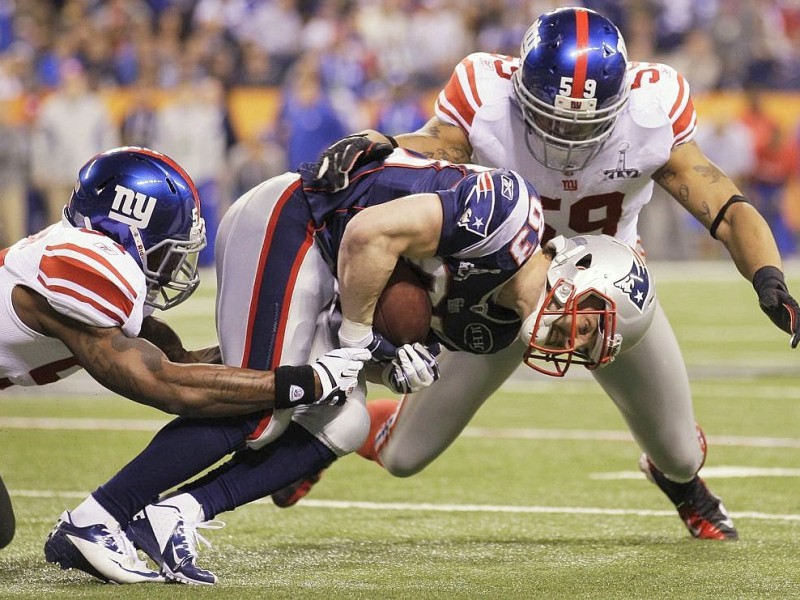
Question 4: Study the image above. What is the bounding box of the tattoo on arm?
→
[653,165,676,188]
[410,124,471,163]
[693,163,723,184]
[432,148,471,163]
[58,329,167,401]
[138,316,187,362]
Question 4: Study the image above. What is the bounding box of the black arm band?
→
[709,194,749,240]
[384,134,398,148]
[274,365,316,409]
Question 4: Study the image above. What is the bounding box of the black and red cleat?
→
[639,454,738,540]
[271,470,325,508]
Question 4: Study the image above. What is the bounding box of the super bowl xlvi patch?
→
[458,172,496,238]
[613,255,650,312]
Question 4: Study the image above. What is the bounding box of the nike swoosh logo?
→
[171,544,184,566]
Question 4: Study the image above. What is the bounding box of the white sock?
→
[69,495,119,529]
[159,492,204,522]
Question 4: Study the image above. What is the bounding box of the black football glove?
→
[308,134,394,192]
[752,266,800,348]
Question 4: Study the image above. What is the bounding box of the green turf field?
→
[1,263,799,599]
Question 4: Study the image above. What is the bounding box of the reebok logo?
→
[110,184,157,229]
[289,384,305,402]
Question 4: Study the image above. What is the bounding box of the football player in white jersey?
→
[0,147,369,571]
[293,6,799,541]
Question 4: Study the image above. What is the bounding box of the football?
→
[373,260,431,345]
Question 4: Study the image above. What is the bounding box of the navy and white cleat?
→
[44,510,164,583]
[127,503,223,585]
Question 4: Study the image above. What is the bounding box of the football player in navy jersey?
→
[49,147,661,584]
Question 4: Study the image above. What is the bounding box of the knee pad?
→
[650,425,707,482]
[292,384,370,457]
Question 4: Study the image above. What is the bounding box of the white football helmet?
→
[520,235,656,377]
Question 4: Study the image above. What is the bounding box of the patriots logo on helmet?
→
[458,172,496,238]
[614,256,651,312]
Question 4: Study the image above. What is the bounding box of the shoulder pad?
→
[37,233,146,332]
[435,52,519,133]
[627,62,696,146]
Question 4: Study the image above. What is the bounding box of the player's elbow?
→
[341,212,387,259]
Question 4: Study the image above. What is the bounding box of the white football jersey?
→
[435,53,696,247]
[0,222,147,388]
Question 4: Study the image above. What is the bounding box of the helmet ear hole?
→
[94,176,116,194]
[576,254,593,269]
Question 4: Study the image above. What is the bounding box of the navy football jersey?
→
[301,148,544,354]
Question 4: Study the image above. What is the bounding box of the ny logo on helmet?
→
[614,258,651,312]
[110,184,157,229]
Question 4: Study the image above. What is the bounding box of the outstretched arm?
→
[302,119,473,193]
[393,117,473,163]
[12,286,367,417]
[655,140,799,344]
[138,315,221,364]
[654,140,781,278]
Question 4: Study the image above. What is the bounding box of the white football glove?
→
[311,348,371,406]
[381,343,439,394]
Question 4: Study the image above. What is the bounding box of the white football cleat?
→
[44,510,164,583]
[127,502,224,585]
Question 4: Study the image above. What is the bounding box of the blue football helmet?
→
[519,235,656,377]
[65,146,206,310]
[512,7,629,172]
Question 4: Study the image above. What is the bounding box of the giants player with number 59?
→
[296,7,800,540]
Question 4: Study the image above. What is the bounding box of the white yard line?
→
[2,417,800,448]
[10,489,800,523]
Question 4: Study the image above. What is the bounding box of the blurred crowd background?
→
[2,0,800,262]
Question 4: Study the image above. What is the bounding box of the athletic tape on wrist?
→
[274,365,316,409]
[709,194,749,239]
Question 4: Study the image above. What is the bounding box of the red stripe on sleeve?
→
[437,103,465,130]
[39,254,135,318]
[669,74,687,119]
[464,59,482,112]
[45,243,138,297]
[672,96,696,141]
[37,275,126,326]
[572,9,589,98]
[440,61,479,127]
